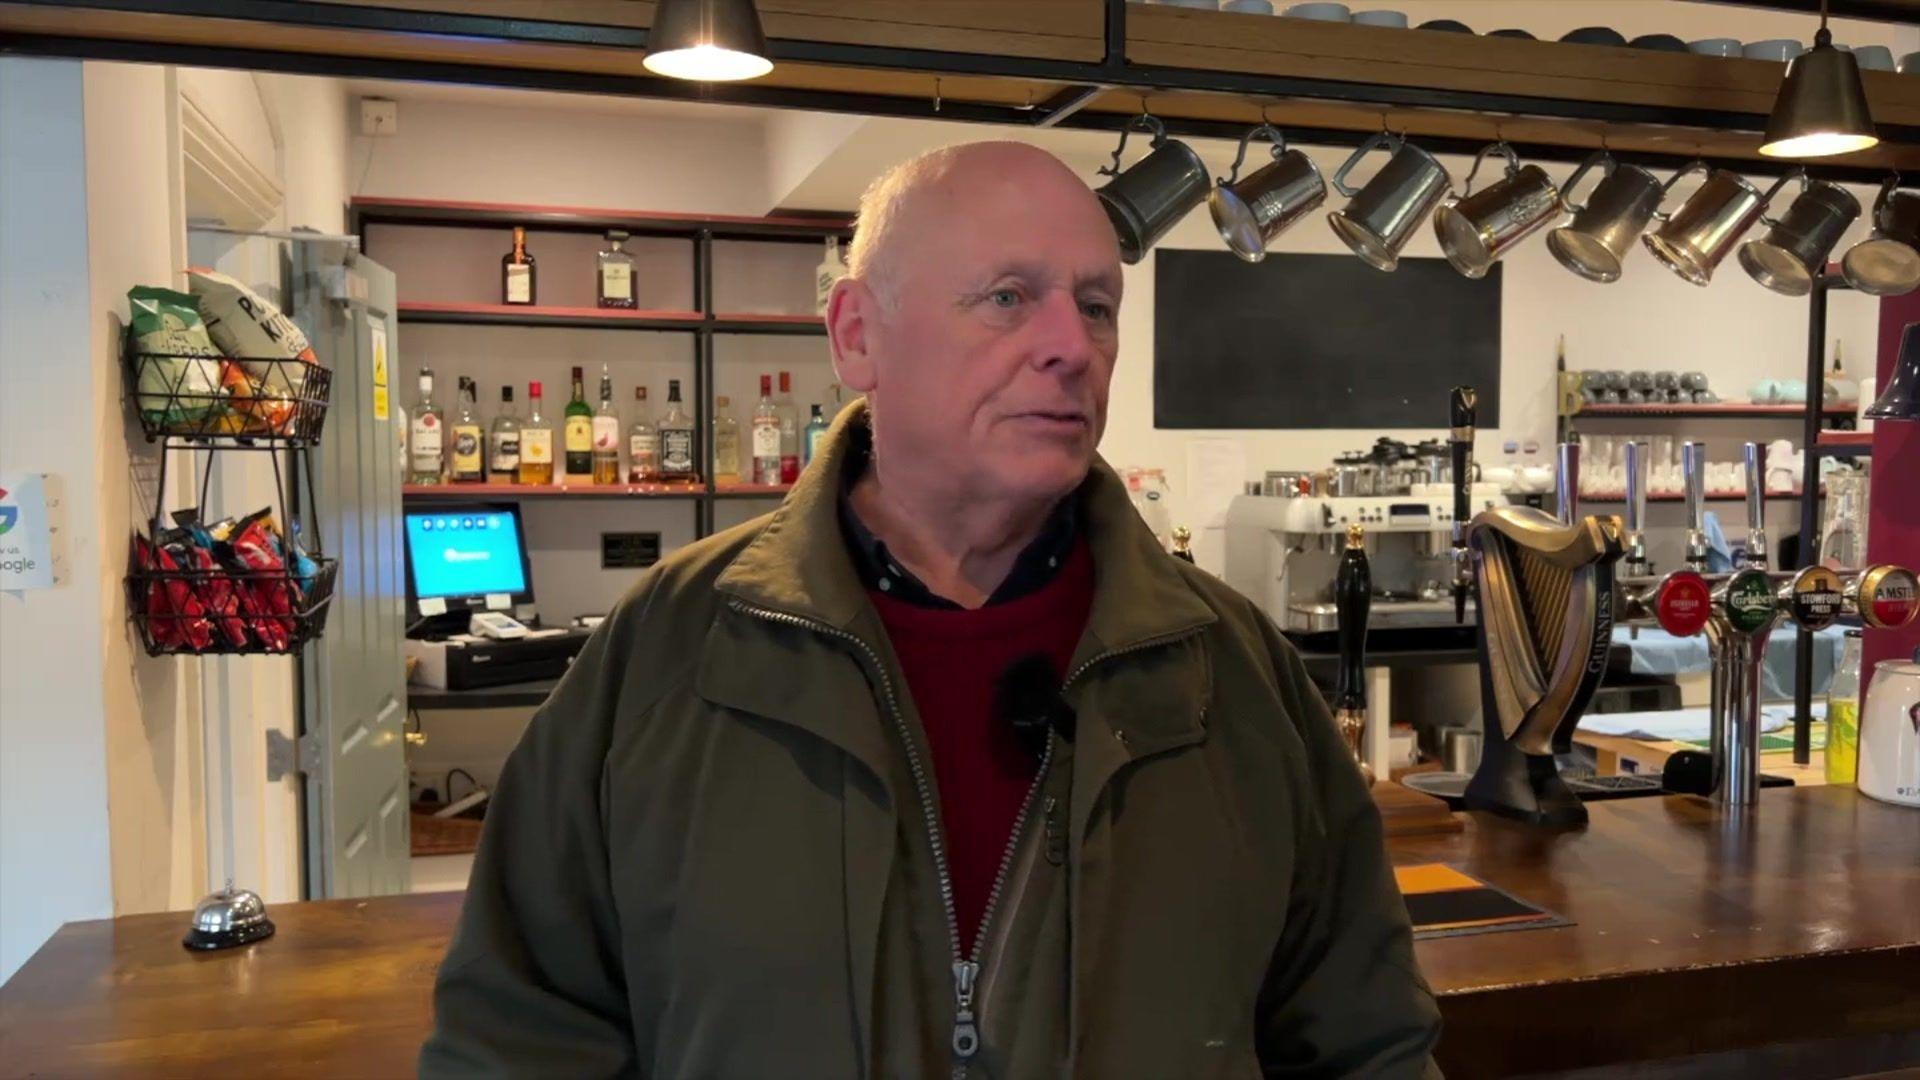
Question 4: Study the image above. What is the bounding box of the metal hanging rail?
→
[3,0,1916,183]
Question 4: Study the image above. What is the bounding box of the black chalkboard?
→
[1152,250,1502,429]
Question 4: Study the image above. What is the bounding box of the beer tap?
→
[1333,523,1373,788]
[1739,442,1768,570]
[1449,385,1475,624]
[1621,441,1650,578]
[1615,443,1710,638]
[1682,440,1710,572]
[1556,441,1580,525]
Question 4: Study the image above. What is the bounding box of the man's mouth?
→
[1015,409,1089,429]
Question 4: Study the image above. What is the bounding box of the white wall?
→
[0,56,116,985]
[356,96,773,213]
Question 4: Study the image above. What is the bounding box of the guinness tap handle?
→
[1334,523,1374,786]
[1450,386,1476,624]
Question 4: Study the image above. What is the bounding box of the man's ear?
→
[827,277,880,395]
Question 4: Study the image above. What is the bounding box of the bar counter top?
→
[3,786,1915,1077]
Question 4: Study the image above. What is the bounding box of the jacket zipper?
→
[730,600,1202,1075]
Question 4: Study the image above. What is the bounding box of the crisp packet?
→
[128,286,225,430]
[187,268,316,436]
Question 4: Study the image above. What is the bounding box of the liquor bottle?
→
[564,365,594,482]
[626,385,658,483]
[776,370,801,484]
[658,379,696,482]
[598,230,638,310]
[502,226,536,306]
[407,367,444,485]
[803,403,828,467]
[752,375,782,486]
[489,385,521,484]
[592,365,621,485]
[519,380,554,485]
[815,235,848,315]
[449,376,485,483]
[713,395,742,486]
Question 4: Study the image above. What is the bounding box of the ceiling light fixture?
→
[642,0,773,82]
[1759,0,1878,158]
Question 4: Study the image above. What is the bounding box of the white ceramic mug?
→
[1744,39,1802,62]
[1689,38,1740,57]
[1284,2,1352,20]
[1853,45,1896,72]
[1353,9,1408,28]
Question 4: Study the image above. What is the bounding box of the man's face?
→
[851,152,1123,505]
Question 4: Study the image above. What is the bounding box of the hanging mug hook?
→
[1461,141,1521,198]
[1220,123,1288,187]
[1100,112,1168,178]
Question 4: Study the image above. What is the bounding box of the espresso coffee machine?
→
[1222,466,1506,649]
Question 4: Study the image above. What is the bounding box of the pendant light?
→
[643,0,773,82]
[1759,0,1878,158]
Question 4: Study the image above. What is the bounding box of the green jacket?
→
[421,405,1441,1079]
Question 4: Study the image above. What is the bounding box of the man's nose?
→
[1027,289,1098,375]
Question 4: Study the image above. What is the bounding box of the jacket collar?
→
[714,399,1218,655]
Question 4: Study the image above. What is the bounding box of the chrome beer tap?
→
[1739,442,1768,569]
[1556,441,1580,525]
[1614,441,1710,639]
[1681,440,1710,572]
[1621,441,1651,578]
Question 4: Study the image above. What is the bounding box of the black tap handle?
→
[1335,524,1370,711]
[1450,386,1476,623]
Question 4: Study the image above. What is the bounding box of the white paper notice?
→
[1185,439,1248,530]
[419,597,448,616]
[485,592,512,611]
[0,473,55,591]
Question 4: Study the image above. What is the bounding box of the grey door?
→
[291,240,410,898]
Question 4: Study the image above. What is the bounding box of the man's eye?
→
[1081,301,1114,322]
[989,288,1022,309]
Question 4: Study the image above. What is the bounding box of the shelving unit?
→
[401,483,703,500]
[351,197,852,539]
[1571,403,1855,420]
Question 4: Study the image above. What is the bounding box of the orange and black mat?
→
[1393,863,1570,939]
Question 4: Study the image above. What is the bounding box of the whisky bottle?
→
[592,365,621,485]
[713,395,741,486]
[502,227,536,306]
[407,367,444,485]
[564,365,594,482]
[598,230,638,310]
[626,385,658,483]
[752,374,782,486]
[658,379,696,483]
[449,376,485,483]
[489,385,521,484]
[519,381,554,485]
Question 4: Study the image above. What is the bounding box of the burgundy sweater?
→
[867,538,1095,954]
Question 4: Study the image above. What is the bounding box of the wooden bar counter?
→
[3,786,1916,1078]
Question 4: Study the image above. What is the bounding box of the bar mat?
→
[1684,720,1826,754]
[1395,863,1571,940]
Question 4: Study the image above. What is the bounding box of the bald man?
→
[421,142,1440,1079]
